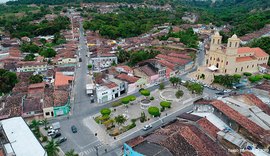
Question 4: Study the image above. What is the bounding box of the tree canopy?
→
[0,69,18,94]
[100,108,111,116]
[29,74,43,84]
[148,106,160,117]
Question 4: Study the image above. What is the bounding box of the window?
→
[212,39,215,44]
[225,69,227,73]
[252,64,254,68]
[45,112,50,116]
[226,61,228,65]
[235,42,237,47]
[235,68,237,72]
[241,67,243,71]
[210,57,212,60]
[247,65,249,68]
[229,42,232,47]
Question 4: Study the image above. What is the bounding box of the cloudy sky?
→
[0,0,9,3]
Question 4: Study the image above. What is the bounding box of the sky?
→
[0,0,9,3]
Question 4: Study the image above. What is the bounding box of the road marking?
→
[81,140,99,148]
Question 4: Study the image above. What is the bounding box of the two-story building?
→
[90,53,118,72]
[16,61,47,72]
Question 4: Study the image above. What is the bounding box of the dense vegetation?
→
[7,0,143,5]
[127,50,160,66]
[159,28,199,48]
[213,74,241,87]
[0,69,18,94]
[177,0,270,36]
[83,7,183,39]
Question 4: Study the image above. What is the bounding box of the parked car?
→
[215,92,225,95]
[47,129,58,136]
[56,137,67,144]
[52,132,61,139]
[143,125,152,131]
[224,89,232,93]
[71,125,77,133]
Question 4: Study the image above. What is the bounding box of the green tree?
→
[117,49,130,63]
[140,112,146,123]
[45,140,59,156]
[160,101,171,109]
[186,82,204,94]
[20,43,40,53]
[159,82,165,90]
[65,149,79,156]
[87,64,92,69]
[40,48,56,58]
[24,53,35,61]
[263,74,270,80]
[175,90,184,99]
[29,74,43,84]
[121,97,130,107]
[140,89,150,97]
[148,106,160,117]
[249,75,263,83]
[100,108,111,116]
[243,72,252,77]
[169,77,181,86]
[42,118,49,129]
[0,69,18,94]
[114,115,127,126]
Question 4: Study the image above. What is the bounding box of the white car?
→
[143,124,152,131]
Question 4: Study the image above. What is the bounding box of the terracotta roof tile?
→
[243,94,270,116]
[196,100,270,145]
[116,73,139,84]
[197,117,219,139]
[53,90,69,107]
[238,47,269,58]
[236,56,254,62]
[54,72,73,87]
[156,54,190,65]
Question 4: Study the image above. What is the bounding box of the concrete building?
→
[0,117,47,156]
[16,61,48,72]
[90,53,118,72]
[190,32,269,84]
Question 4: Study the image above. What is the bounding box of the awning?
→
[208,65,219,71]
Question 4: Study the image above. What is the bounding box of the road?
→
[55,23,217,156]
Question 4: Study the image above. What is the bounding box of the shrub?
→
[175,90,184,99]
[249,75,263,83]
[121,97,130,104]
[150,96,154,100]
[160,107,165,112]
[148,106,160,117]
[131,119,137,123]
[140,89,150,96]
[128,95,136,101]
[42,136,48,142]
[263,74,270,80]
[233,74,242,79]
[140,112,146,123]
[243,72,252,77]
[159,83,165,90]
[112,101,122,107]
[160,101,171,108]
[100,108,111,116]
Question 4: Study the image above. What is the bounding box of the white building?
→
[16,61,47,72]
[90,53,118,72]
[0,117,47,156]
[96,76,126,103]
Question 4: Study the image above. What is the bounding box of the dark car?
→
[215,92,225,95]
[71,125,77,133]
[56,137,67,144]
[52,132,61,139]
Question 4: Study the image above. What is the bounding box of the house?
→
[53,89,70,117]
[16,61,47,72]
[90,53,118,72]
[194,100,270,149]
[54,72,73,89]
[116,73,147,93]
[96,75,126,103]
[0,117,47,156]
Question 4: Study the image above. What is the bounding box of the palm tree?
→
[114,115,127,126]
[65,149,79,156]
[30,119,39,130]
[45,140,59,156]
[42,118,49,129]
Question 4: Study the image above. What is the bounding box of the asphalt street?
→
[53,23,219,156]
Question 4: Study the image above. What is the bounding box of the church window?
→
[235,42,237,47]
[226,61,228,65]
[247,65,249,68]
[235,68,237,72]
[252,64,254,68]
[229,42,232,47]
[212,39,215,44]
[210,57,212,60]
[225,69,227,73]
[241,67,243,71]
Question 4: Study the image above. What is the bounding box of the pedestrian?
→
[67,116,69,119]
[105,149,107,153]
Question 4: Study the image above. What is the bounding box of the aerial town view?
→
[0,0,270,156]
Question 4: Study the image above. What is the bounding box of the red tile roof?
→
[116,73,139,84]
[238,47,268,58]
[156,54,190,65]
[28,82,45,95]
[116,65,133,73]
[54,72,73,87]
[236,56,254,62]
[158,59,176,70]
[241,151,255,156]
[105,82,118,89]
[196,100,270,145]
[197,117,219,139]
[140,65,157,76]
[168,53,192,59]
[243,94,270,116]
[53,90,69,107]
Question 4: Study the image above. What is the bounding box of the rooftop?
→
[237,47,268,58]
[116,73,139,84]
[54,72,73,87]
[1,117,47,156]
[235,56,255,62]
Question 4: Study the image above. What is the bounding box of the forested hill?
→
[6,0,143,5]
[179,0,270,10]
